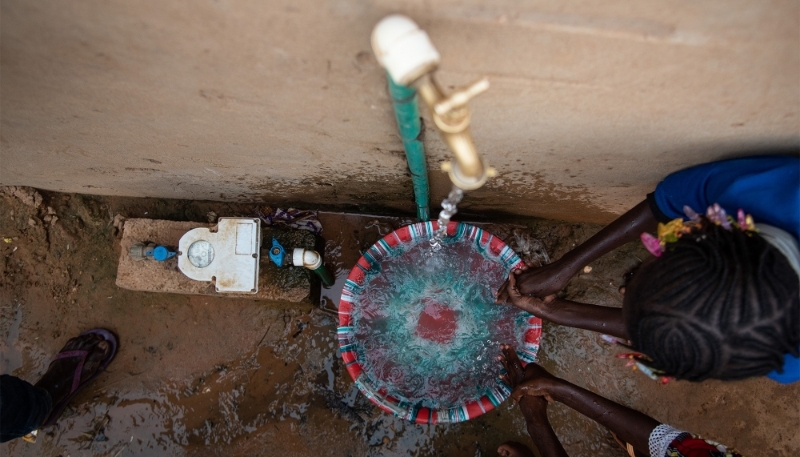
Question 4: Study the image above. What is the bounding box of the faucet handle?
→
[433,77,490,116]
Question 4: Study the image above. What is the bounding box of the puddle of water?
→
[23,318,352,456]
[317,212,413,313]
[0,301,24,374]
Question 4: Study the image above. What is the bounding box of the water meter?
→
[177,218,261,293]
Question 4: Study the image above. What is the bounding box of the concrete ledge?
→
[116,218,315,302]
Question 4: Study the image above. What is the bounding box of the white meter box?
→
[178,218,261,293]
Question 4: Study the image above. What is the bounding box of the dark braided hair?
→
[623,220,800,381]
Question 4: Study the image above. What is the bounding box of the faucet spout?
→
[372,15,496,191]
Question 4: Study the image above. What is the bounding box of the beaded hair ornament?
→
[604,204,758,384]
[601,335,672,384]
[640,203,757,258]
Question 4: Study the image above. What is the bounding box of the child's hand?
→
[498,343,526,388]
[498,265,558,316]
[511,363,563,403]
[499,345,562,403]
[498,347,555,426]
[496,259,575,302]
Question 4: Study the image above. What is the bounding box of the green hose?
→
[312,265,335,287]
[387,74,430,221]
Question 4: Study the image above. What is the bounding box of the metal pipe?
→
[414,74,494,190]
[387,74,430,221]
[372,15,496,191]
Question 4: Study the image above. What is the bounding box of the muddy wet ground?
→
[1,189,798,457]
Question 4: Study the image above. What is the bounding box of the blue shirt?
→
[650,155,800,384]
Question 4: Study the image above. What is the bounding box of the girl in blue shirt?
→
[497,156,800,383]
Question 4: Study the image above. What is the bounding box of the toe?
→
[88,340,110,362]
[82,338,111,377]
[497,442,533,457]
[75,333,101,351]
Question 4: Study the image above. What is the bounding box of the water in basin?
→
[338,221,542,423]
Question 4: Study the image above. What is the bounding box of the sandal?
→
[40,329,118,427]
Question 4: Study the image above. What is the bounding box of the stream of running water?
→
[429,186,464,252]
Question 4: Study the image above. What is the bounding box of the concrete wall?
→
[2,0,798,223]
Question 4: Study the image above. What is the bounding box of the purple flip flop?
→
[41,328,118,428]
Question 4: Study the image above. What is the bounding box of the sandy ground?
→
[1,188,798,456]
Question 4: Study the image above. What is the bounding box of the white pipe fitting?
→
[292,248,322,270]
[371,15,440,86]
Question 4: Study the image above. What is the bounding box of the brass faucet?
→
[414,74,496,190]
[372,15,497,191]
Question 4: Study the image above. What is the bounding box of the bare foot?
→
[498,441,535,457]
[34,332,112,408]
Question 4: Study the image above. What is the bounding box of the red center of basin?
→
[416,300,457,344]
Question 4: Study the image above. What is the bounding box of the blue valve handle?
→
[130,242,176,262]
[268,238,287,267]
[153,245,176,261]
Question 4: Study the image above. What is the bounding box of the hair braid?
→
[625,221,800,381]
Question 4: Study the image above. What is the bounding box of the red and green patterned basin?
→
[337,221,542,424]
